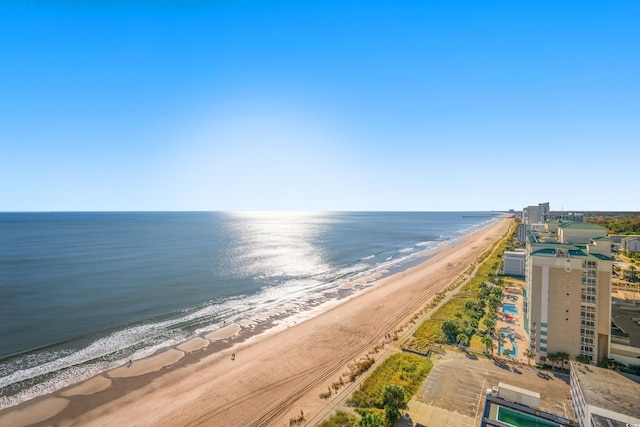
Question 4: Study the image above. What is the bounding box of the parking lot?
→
[397,348,574,427]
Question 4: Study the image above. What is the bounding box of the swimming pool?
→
[497,406,561,426]
[503,303,519,315]
[498,332,518,358]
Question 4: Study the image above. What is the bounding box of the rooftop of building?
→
[612,297,640,348]
[528,242,613,261]
[504,250,526,256]
[608,234,640,244]
[557,221,607,230]
[570,362,640,418]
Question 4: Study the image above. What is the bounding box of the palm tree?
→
[576,354,591,364]
[456,333,469,348]
[488,294,501,311]
[482,317,495,332]
[547,352,558,370]
[487,339,495,355]
[556,352,570,370]
[480,333,493,355]
[524,348,536,366]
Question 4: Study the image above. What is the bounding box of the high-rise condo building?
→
[522,202,550,225]
[524,221,612,364]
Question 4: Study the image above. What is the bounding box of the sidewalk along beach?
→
[0,217,512,427]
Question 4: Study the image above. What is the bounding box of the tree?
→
[524,348,535,366]
[486,338,495,355]
[576,354,592,364]
[497,334,505,349]
[479,283,490,304]
[480,332,494,355]
[487,294,501,311]
[456,333,469,348]
[383,385,405,426]
[441,320,460,343]
[547,353,558,369]
[467,317,479,329]
[556,352,570,369]
[482,317,495,331]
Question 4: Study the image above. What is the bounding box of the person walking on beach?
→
[231,353,235,361]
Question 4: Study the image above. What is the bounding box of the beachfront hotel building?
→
[524,221,613,364]
[521,202,550,225]
[517,202,550,243]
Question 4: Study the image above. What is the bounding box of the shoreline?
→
[0,216,512,427]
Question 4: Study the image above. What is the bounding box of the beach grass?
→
[347,353,432,409]
[317,410,360,427]
[468,333,486,353]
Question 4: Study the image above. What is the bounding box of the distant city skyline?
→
[1,2,638,212]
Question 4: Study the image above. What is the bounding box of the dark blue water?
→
[0,211,498,408]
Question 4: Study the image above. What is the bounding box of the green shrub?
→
[318,410,360,427]
[348,353,431,408]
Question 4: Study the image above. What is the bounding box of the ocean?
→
[0,211,498,409]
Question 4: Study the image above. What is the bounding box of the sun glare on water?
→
[226,211,333,280]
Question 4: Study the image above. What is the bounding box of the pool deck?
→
[495,286,527,363]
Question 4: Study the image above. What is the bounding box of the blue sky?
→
[1,1,638,212]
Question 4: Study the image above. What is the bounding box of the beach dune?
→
[0,217,511,427]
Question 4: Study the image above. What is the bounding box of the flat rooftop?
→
[570,362,640,419]
[611,298,640,348]
[529,243,613,261]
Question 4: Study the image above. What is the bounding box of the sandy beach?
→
[0,217,512,427]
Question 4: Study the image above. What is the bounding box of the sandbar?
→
[204,323,241,341]
[107,349,184,379]
[176,337,210,353]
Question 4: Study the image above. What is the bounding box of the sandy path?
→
[0,217,512,427]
